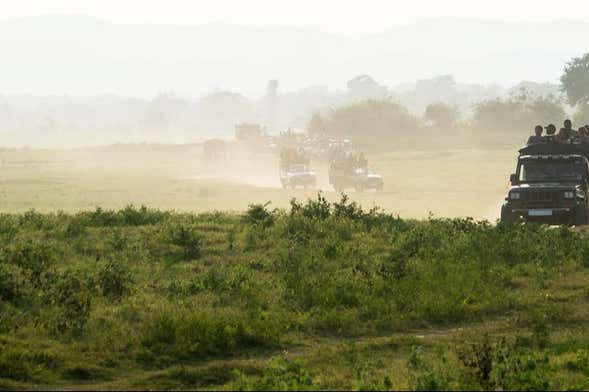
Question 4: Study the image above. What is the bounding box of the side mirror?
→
[510,174,517,184]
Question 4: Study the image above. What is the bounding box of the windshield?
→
[290,164,307,173]
[519,160,585,182]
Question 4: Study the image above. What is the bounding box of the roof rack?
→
[519,141,589,159]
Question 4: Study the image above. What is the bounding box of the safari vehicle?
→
[329,166,384,192]
[501,142,589,225]
[280,163,317,189]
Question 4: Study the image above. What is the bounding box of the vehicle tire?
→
[500,204,514,223]
[574,205,589,226]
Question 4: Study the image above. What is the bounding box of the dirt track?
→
[0,145,515,220]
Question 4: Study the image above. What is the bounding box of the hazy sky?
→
[3,0,589,33]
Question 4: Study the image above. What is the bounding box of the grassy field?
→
[0,141,515,220]
[2,198,589,390]
[4,139,584,390]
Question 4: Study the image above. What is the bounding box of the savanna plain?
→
[2,136,589,390]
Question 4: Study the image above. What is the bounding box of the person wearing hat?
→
[544,123,557,142]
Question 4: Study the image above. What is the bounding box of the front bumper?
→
[288,176,317,185]
[505,205,576,223]
[362,181,383,189]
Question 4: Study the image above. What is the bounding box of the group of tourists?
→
[329,151,368,176]
[527,120,589,145]
[279,147,311,170]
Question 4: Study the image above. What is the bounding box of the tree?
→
[472,92,565,132]
[424,103,459,129]
[323,99,419,139]
[574,102,589,127]
[306,112,325,137]
[196,91,259,132]
[140,93,188,132]
[346,75,389,100]
[560,53,589,106]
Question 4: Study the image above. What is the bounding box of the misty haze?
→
[2,3,589,390]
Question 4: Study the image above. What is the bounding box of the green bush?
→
[458,337,551,390]
[0,202,587,388]
[2,239,58,287]
[0,345,59,382]
[98,259,134,300]
[167,224,202,261]
[0,263,27,303]
[48,269,93,333]
[142,310,280,364]
[243,202,274,228]
[236,356,314,391]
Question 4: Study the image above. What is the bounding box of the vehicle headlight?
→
[510,192,521,200]
[564,191,575,199]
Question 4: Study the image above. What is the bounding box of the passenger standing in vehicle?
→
[579,126,589,142]
[557,119,577,143]
[527,125,544,145]
[358,152,368,169]
[544,124,557,142]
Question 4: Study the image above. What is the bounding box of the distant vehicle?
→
[501,142,589,225]
[280,163,317,189]
[235,123,273,153]
[329,166,383,192]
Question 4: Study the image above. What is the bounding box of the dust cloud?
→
[0,16,585,219]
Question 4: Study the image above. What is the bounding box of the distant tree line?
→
[306,52,589,141]
[307,92,570,141]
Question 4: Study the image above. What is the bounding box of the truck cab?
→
[501,142,589,225]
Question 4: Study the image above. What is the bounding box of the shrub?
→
[2,239,58,287]
[0,347,34,381]
[167,224,202,260]
[322,99,420,140]
[458,337,550,390]
[473,92,565,133]
[243,202,274,228]
[290,193,331,220]
[407,346,449,391]
[108,229,127,252]
[98,259,134,301]
[48,269,93,333]
[0,345,59,382]
[236,356,314,391]
[118,205,169,226]
[142,310,280,363]
[0,263,27,303]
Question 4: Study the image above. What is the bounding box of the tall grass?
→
[0,196,586,386]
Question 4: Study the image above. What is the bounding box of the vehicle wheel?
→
[574,205,589,226]
[500,204,514,223]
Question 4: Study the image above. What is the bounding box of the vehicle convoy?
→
[501,142,589,225]
[279,147,316,189]
[328,156,383,192]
